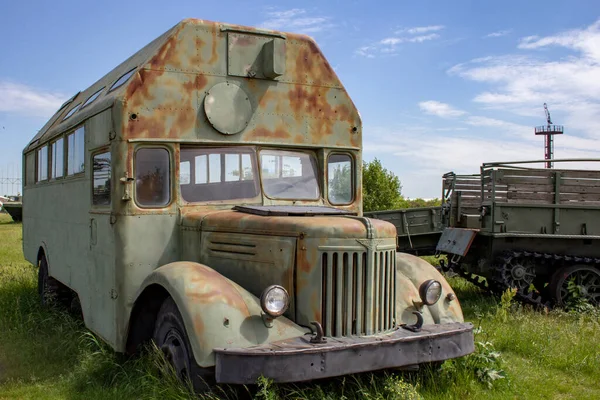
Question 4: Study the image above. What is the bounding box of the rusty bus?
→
[22,19,473,390]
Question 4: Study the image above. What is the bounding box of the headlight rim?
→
[260,284,290,318]
[419,279,442,306]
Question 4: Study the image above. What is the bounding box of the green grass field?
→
[0,213,598,399]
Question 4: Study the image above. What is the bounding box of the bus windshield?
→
[259,149,320,200]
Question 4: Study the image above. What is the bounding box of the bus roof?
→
[25,19,361,152]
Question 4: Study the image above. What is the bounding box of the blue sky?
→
[1,0,600,198]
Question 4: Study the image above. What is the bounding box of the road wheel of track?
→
[549,265,600,307]
[496,254,536,292]
[153,297,214,393]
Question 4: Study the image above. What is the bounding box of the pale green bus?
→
[22,19,473,390]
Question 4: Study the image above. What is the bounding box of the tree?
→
[362,158,404,212]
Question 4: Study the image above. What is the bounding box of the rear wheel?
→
[37,254,59,306]
[153,297,214,392]
[549,265,600,307]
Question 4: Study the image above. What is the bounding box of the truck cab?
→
[22,19,473,389]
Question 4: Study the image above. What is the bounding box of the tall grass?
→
[1,214,599,399]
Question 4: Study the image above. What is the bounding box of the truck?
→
[0,195,22,222]
[368,160,600,308]
[21,19,473,391]
[440,159,600,307]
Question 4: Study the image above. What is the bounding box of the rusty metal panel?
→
[436,228,478,257]
[227,32,286,79]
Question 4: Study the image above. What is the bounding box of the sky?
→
[1,0,600,198]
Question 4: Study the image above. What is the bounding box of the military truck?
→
[364,206,443,255]
[438,159,600,307]
[371,160,600,308]
[22,19,473,390]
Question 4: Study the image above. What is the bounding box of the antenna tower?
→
[534,103,564,168]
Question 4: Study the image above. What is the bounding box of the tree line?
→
[362,158,440,212]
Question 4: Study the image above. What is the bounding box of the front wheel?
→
[153,297,214,392]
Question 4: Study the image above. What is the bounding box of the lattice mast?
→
[534,103,563,168]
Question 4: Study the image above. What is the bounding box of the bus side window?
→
[135,148,171,207]
[92,152,111,206]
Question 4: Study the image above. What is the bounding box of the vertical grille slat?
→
[335,252,343,336]
[344,253,353,336]
[320,247,396,337]
[325,253,333,337]
[355,252,364,335]
[383,251,389,330]
[389,251,395,328]
[379,253,385,331]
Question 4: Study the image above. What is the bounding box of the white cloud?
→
[356,24,444,57]
[363,125,600,198]
[260,8,333,34]
[0,81,66,118]
[419,101,466,118]
[397,25,445,35]
[484,29,512,38]
[449,18,600,142]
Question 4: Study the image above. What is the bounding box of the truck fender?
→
[395,253,464,325]
[134,261,309,368]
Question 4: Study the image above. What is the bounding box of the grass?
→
[0,213,599,399]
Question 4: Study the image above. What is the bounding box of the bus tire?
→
[37,254,60,307]
[153,297,214,393]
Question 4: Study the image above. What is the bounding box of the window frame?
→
[81,87,105,109]
[36,144,49,183]
[91,148,112,208]
[258,148,321,201]
[326,152,355,206]
[178,146,261,205]
[50,136,65,180]
[133,146,173,209]
[66,126,86,176]
[109,67,137,93]
[62,102,82,121]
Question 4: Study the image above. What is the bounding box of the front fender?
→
[135,262,309,367]
[395,253,464,325]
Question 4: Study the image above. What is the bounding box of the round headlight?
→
[419,280,442,305]
[260,285,289,317]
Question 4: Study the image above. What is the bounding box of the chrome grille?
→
[321,249,396,337]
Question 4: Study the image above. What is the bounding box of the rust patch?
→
[193,37,205,64]
[126,114,160,139]
[208,23,218,65]
[149,30,182,70]
[250,126,291,140]
[185,264,249,314]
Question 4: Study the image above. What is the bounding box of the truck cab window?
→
[180,147,259,202]
[135,148,171,207]
[260,150,320,200]
[328,154,353,205]
[93,152,111,206]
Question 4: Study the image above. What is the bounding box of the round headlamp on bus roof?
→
[260,285,289,318]
[419,279,442,306]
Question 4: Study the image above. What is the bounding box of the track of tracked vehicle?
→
[443,250,600,309]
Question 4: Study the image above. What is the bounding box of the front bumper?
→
[214,322,474,384]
